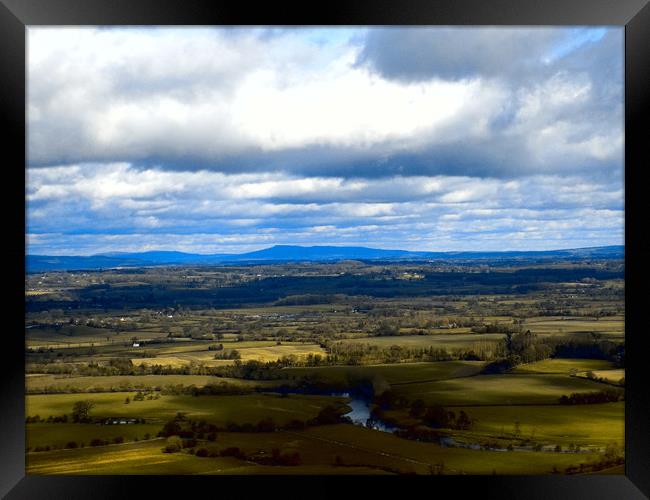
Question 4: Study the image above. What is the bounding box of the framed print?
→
[1,0,649,498]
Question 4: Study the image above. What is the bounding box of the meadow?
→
[390,373,617,406]
[25,259,625,475]
[283,360,485,386]
[449,402,624,449]
[26,392,347,426]
[511,358,616,374]
[26,374,280,393]
[27,424,606,476]
[335,334,505,350]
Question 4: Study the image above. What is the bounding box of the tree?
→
[72,400,95,423]
[423,405,451,428]
[456,411,473,430]
[163,436,182,453]
[159,419,182,437]
[374,321,399,337]
[409,399,426,418]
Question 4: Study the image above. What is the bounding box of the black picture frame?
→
[1,1,648,498]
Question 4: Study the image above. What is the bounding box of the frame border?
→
[1,1,648,498]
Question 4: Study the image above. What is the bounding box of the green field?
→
[283,361,485,386]
[391,373,616,406]
[27,422,163,450]
[26,374,281,393]
[27,424,606,475]
[26,325,164,349]
[523,317,624,338]
[299,425,606,475]
[25,262,625,475]
[448,402,624,449]
[26,392,348,426]
[335,334,505,350]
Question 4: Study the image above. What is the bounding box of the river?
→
[335,392,397,433]
[266,389,588,453]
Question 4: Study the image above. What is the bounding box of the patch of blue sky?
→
[544,26,611,63]
[301,27,362,46]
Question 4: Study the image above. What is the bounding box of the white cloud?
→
[26,27,624,254]
[27,162,623,254]
[28,27,622,181]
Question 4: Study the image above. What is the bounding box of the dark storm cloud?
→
[356,27,619,83]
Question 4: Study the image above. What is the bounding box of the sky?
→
[26,26,624,255]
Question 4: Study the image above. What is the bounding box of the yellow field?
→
[131,343,326,367]
[27,439,253,475]
[578,369,625,384]
[238,344,326,362]
[149,340,297,355]
[512,358,616,374]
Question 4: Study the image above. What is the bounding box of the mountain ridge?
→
[26,244,624,272]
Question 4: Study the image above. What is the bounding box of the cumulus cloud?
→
[26,163,623,254]
[26,27,624,254]
[28,26,622,180]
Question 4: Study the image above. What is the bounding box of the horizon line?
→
[27,243,625,258]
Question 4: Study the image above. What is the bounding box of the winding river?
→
[264,388,588,454]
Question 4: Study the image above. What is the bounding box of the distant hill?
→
[236,245,413,261]
[26,244,624,272]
